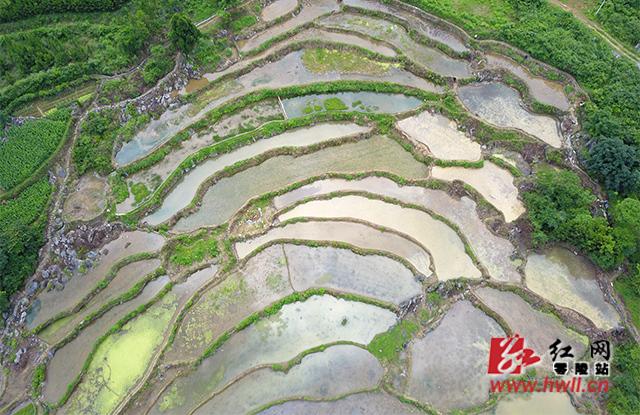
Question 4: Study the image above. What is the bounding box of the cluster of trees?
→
[73,109,121,176]
[0,0,130,23]
[594,0,640,51]
[609,342,640,415]
[524,167,640,269]
[0,0,161,114]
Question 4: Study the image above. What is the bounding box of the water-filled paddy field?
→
[16,1,625,414]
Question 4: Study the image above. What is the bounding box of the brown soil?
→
[62,174,108,222]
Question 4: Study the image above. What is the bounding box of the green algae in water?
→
[63,293,179,414]
[266,273,288,291]
[38,314,73,343]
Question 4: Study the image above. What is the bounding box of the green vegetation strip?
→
[46,267,166,351]
[168,229,221,267]
[121,80,439,177]
[33,252,160,335]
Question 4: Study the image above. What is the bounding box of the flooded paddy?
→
[486,53,570,111]
[407,300,505,411]
[431,162,525,222]
[474,287,587,367]
[60,266,217,414]
[493,392,579,415]
[458,82,563,148]
[39,258,161,345]
[165,245,292,363]
[115,104,193,166]
[261,0,298,22]
[173,135,428,232]
[525,247,620,330]
[192,345,383,415]
[281,91,422,118]
[320,13,471,78]
[62,174,107,222]
[151,295,395,415]
[60,290,179,414]
[202,27,397,87]
[236,220,432,277]
[279,195,481,280]
[259,391,421,415]
[143,122,369,225]
[284,244,422,305]
[117,101,284,213]
[27,231,165,330]
[396,111,482,161]
[42,276,170,405]
[118,49,440,166]
[238,0,340,53]
[272,177,519,282]
[342,0,468,53]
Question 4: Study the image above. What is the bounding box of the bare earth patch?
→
[63,174,108,222]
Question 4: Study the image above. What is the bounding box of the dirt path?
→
[548,0,640,68]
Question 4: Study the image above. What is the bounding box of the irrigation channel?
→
[3,0,628,414]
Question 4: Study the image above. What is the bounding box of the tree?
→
[169,13,200,54]
[523,168,594,244]
[0,291,8,313]
[612,198,640,258]
[588,137,640,195]
[523,168,622,268]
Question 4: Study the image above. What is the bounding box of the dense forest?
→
[0,0,130,22]
[594,0,640,50]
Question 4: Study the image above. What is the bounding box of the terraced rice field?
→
[12,1,627,414]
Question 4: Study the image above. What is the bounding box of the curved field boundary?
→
[117,79,439,177]
[119,116,374,225]
[227,170,512,247]
[191,342,380,415]
[236,230,433,280]
[41,266,165,349]
[145,289,396,414]
[340,0,583,112]
[273,190,486,278]
[32,251,161,335]
[50,280,175,409]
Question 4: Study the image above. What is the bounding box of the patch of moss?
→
[302,48,394,75]
[323,97,348,111]
[13,403,36,415]
[130,182,150,204]
[170,233,220,267]
[368,319,419,363]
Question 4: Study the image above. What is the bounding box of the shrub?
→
[169,13,201,54]
[523,168,621,269]
[608,342,640,415]
[588,137,640,196]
